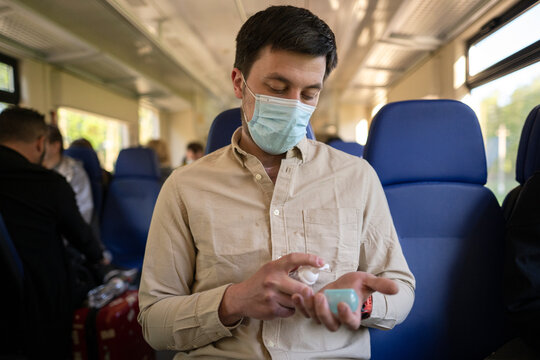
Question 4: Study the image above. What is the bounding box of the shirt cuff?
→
[361,291,397,330]
[194,283,241,342]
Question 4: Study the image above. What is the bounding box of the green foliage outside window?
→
[58,108,128,172]
[0,62,13,92]
[477,74,540,203]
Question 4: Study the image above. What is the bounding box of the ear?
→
[231,68,244,100]
[36,135,46,153]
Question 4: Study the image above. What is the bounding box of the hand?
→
[218,253,324,325]
[292,272,398,331]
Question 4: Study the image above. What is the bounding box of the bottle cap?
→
[297,264,330,285]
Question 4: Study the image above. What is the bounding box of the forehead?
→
[248,46,326,85]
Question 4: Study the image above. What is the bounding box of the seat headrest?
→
[205,107,317,154]
[364,99,487,186]
[64,147,102,181]
[206,108,242,154]
[516,104,540,184]
[115,147,160,179]
[327,140,364,157]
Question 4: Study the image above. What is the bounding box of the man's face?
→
[232,46,326,126]
[42,140,60,166]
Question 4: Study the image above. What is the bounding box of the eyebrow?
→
[264,73,323,90]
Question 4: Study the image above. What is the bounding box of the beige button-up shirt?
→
[138,129,415,359]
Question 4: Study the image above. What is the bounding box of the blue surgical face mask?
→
[242,75,316,155]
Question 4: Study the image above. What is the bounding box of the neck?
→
[0,141,37,164]
[43,153,61,169]
[239,127,284,184]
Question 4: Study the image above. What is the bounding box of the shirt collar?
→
[230,128,309,166]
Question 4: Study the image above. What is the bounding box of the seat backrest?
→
[64,147,104,217]
[101,147,161,270]
[327,139,364,157]
[205,107,316,154]
[515,105,540,185]
[364,99,506,360]
[503,104,540,218]
[0,212,23,289]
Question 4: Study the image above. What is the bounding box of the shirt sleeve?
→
[55,176,102,263]
[71,161,94,224]
[359,164,416,330]
[138,174,235,351]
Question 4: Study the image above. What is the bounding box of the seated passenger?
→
[138,6,414,358]
[146,138,173,183]
[182,141,204,165]
[43,125,94,223]
[504,170,540,357]
[0,106,106,358]
[69,137,113,193]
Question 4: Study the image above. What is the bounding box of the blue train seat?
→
[502,104,540,217]
[1,212,23,291]
[1,212,25,354]
[205,107,316,154]
[64,146,104,220]
[364,99,506,360]
[327,139,364,157]
[100,147,161,270]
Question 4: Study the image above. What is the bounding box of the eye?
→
[302,91,320,101]
[269,86,286,94]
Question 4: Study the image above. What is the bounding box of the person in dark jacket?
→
[0,106,106,359]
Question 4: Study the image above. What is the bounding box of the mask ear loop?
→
[240,73,256,124]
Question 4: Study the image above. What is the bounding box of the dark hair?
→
[47,125,64,153]
[0,106,47,143]
[234,6,338,80]
[69,138,94,149]
[187,141,204,153]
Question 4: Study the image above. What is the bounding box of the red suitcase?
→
[72,290,155,360]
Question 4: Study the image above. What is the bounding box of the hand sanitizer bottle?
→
[290,264,330,285]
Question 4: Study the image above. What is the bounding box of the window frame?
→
[466,0,540,89]
[0,52,20,105]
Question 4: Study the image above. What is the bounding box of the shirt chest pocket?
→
[302,208,360,280]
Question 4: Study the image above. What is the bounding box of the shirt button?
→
[273,209,280,216]
[255,174,262,180]
[267,340,275,347]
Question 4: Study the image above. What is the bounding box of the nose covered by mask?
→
[242,75,316,155]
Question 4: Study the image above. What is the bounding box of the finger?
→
[364,276,399,295]
[337,302,361,330]
[301,288,319,323]
[276,252,324,272]
[276,274,313,296]
[314,293,339,331]
[273,304,296,318]
[292,294,310,318]
[275,291,296,309]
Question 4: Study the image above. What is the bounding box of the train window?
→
[466,1,540,203]
[139,104,160,145]
[57,107,129,172]
[0,53,20,105]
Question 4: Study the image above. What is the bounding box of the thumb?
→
[364,276,399,296]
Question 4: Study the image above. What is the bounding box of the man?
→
[138,6,415,359]
[0,107,105,358]
[43,125,94,223]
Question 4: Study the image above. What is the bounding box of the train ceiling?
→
[0,0,503,112]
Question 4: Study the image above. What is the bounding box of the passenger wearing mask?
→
[0,106,106,358]
[138,6,414,359]
[43,125,94,223]
[182,141,204,165]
